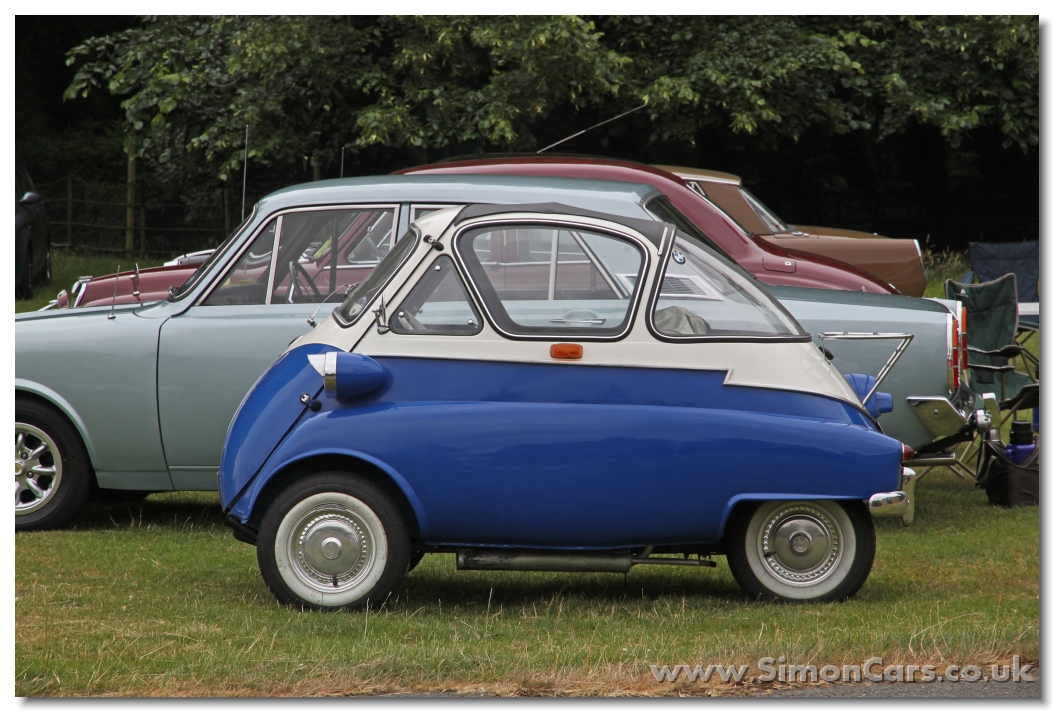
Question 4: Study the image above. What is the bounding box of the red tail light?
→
[948,315,960,391]
[959,307,969,376]
[902,444,915,463]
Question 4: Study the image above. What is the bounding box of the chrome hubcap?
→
[15,423,63,515]
[760,503,842,585]
[289,504,375,592]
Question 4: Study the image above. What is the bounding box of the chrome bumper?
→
[869,467,918,526]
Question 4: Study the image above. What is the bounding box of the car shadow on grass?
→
[63,490,226,532]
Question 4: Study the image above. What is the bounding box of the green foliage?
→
[64,15,1038,192]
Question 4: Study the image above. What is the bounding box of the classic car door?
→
[156,205,398,486]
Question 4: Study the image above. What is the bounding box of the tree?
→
[596,15,1038,151]
[65,16,626,191]
[64,14,1038,204]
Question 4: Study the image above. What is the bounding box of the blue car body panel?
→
[222,357,901,547]
[218,342,339,507]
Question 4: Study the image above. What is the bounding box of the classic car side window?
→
[202,219,278,306]
[390,256,482,335]
[651,234,806,339]
[270,207,397,304]
[457,223,644,338]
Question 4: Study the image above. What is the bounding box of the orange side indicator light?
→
[550,343,583,360]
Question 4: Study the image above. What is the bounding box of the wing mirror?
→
[20,191,42,205]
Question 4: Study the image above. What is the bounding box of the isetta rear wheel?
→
[726,500,875,603]
[257,473,411,610]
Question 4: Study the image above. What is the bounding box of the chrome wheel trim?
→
[274,492,388,607]
[744,501,856,600]
[15,422,63,516]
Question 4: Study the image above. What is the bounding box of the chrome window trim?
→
[333,224,422,328]
[645,233,812,345]
[451,217,653,342]
[263,215,284,305]
[195,203,400,307]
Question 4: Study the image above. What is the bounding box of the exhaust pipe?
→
[456,548,716,573]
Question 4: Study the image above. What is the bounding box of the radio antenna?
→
[107,265,120,320]
[340,147,345,178]
[241,124,249,220]
[537,103,647,154]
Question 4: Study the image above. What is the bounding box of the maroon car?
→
[395,156,896,294]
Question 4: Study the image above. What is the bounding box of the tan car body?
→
[655,166,928,297]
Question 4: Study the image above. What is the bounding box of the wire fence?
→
[34,173,230,258]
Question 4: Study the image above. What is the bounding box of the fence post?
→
[126,137,136,254]
[66,172,73,247]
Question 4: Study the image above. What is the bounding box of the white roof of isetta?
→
[296,206,862,407]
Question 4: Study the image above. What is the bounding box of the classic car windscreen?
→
[171,206,256,300]
[652,235,806,338]
[336,227,420,325]
[457,223,644,338]
[740,188,789,234]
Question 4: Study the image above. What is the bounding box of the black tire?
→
[15,398,92,530]
[725,500,875,603]
[257,472,411,611]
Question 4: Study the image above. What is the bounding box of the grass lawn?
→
[15,468,1038,697]
[14,251,171,313]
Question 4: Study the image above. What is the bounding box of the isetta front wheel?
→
[726,500,875,603]
[257,473,411,610]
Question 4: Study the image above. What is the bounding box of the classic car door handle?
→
[550,318,606,324]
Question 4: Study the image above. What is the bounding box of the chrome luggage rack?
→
[818,331,914,405]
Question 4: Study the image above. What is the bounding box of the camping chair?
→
[961,241,1039,346]
[945,273,1039,423]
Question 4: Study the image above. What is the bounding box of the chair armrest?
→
[968,345,1025,359]
[967,363,1017,373]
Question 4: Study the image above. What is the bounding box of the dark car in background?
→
[15,168,51,298]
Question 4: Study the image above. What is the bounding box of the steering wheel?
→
[287,260,323,303]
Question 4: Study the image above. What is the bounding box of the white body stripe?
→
[294,209,863,408]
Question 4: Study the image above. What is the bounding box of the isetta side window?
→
[457,223,644,338]
[651,234,806,339]
[390,256,482,335]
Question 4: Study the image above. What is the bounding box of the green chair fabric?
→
[945,274,1038,412]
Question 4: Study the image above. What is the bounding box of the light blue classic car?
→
[218,203,916,608]
[15,175,973,531]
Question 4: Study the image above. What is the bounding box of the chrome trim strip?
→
[818,332,914,404]
[323,351,338,395]
[263,214,284,305]
[451,216,653,342]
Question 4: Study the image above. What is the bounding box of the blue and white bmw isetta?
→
[218,203,916,609]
